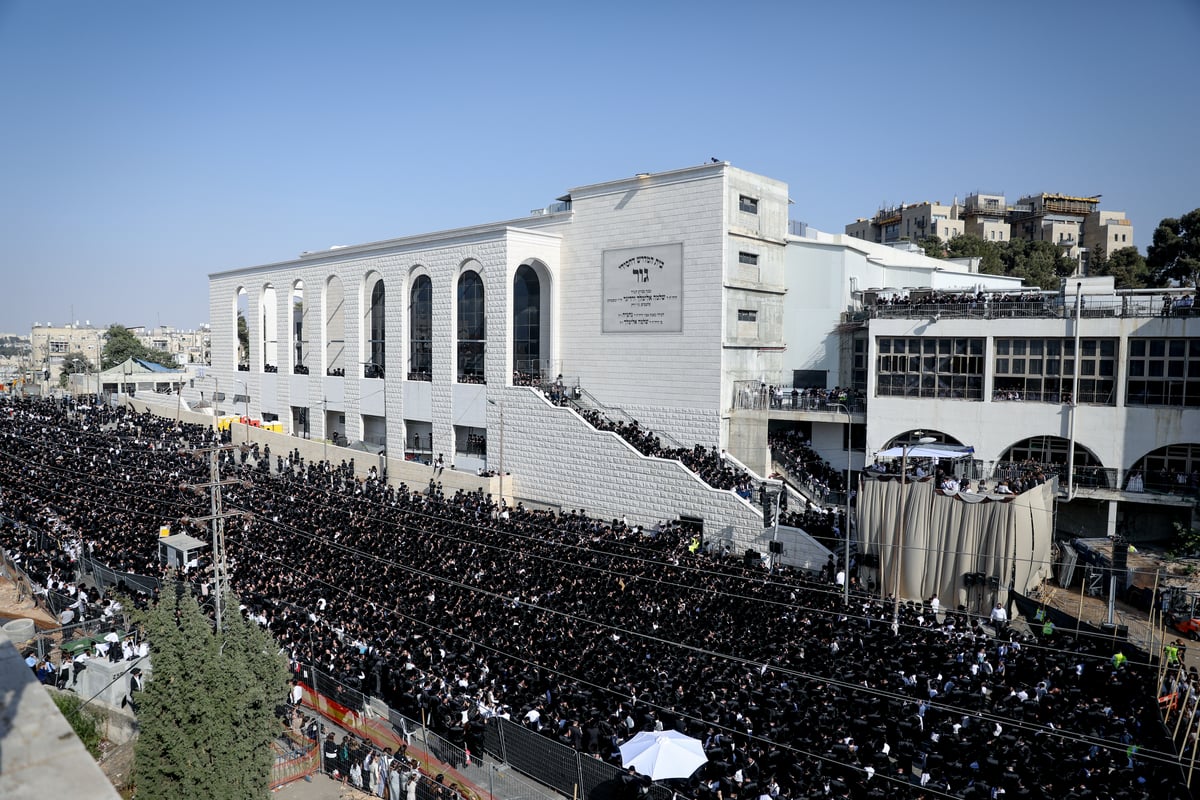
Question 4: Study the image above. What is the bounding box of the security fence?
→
[485,716,673,800]
[270,728,321,790]
[78,550,161,597]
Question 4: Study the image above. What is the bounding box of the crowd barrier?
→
[270,728,321,790]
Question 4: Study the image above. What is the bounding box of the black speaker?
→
[860,553,879,568]
[988,576,1000,589]
[769,541,783,554]
[744,549,760,567]
[1111,535,1128,573]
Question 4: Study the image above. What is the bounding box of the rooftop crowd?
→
[0,396,1187,800]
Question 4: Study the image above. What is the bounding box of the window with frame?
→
[738,195,758,214]
[738,251,759,266]
[852,334,868,392]
[49,340,68,354]
[457,271,486,383]
[408,276,432,381]
[1126,338,1200,407]
[993,337,1116,404]
[875,336,984,399]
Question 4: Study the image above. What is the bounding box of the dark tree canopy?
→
[1091,246,1149,289]
[102,324,177,370]
[1147,208,1200,287]
[58,351,94,387]
[132,580,287,799]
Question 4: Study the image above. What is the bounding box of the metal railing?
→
[485,717,671,800]
[991,461,1119,491]
[296,663,561,800]
[865,292,1197,321]
[731,381,866,413]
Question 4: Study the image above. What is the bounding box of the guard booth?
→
[158,533,210,571]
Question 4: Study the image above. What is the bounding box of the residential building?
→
[133,324,211,366]
[847,192,1134,271]
[845,201,963,245]
[29,323,106,386]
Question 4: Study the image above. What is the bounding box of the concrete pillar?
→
[1106,499,1119,538]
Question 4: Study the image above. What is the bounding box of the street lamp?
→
[831,403,854,606]
[893,432,937,633]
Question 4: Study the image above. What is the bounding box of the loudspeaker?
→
[860,553,879,568]
[744,549,760,567]
[1111,535,1129,573]
[769,541,783,554]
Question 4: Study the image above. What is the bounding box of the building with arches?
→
[208,162,1197,551]
[207,163,809,554]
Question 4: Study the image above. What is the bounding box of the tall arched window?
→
[513,265,541,380]
[261,284,277,371]
[325,276,345,376]
[457,271,486,383]
[408,275,432,381]
[292,280,307,374]
[366,278,385,378]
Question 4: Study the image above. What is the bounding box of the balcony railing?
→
[733,381,867,413]
[864,293,1197,321]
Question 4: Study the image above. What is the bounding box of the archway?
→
[261,283,277,371]
[325,276,345,376]
[234,287,248,370]
[456,267,485,383]
[291,280,307,374]
[513,261,551,384]
[408,273,432,381]
[998,435,1109,488]
[363,273,385,379]
[1126,443,1200,494]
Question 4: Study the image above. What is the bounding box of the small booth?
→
[158,533,210,571]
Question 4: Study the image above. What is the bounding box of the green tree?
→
[133,580,287,799]
[58,351,94,388]
[1147,208,1200,287]
[102,324,177,370]
[917,235,945,259]
[237,312,249,365]
[53,692,103,758]
[946,234,1004,274]
[1093,246,1149,289]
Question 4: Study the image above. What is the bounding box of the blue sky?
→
[0,0,1196,334]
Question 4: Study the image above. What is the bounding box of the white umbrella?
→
[619,730,708,780]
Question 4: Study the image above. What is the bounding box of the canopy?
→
[619,730,708,781]
[874,443,975,460]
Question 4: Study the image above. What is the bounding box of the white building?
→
[208,163,816,560]
[207,163,1197,553]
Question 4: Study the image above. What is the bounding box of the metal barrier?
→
[270,728,321,790]
[79,552,161,596]
[486,717,671,800]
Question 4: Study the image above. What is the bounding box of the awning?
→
[874,443,975,460]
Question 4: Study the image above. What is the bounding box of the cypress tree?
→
[133,580,287,798]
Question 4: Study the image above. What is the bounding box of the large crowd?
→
[769,431,847,502]
[0,396,1187,800]
[576,408,755,496]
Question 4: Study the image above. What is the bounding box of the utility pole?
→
[182,444,243,631]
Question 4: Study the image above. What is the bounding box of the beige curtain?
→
[858,475,1056,613]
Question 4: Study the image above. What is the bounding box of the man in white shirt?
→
[990,602,1008,631]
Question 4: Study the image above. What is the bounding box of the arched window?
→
[457,271,485,383]
[366,277,385,378]
[292,281,308,374]
[513,265,541,381]
[325,276,345,376]
[261,284,277,371]
[235,287,249,371]
[408,275,432,381]
[998,436,1109,488]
